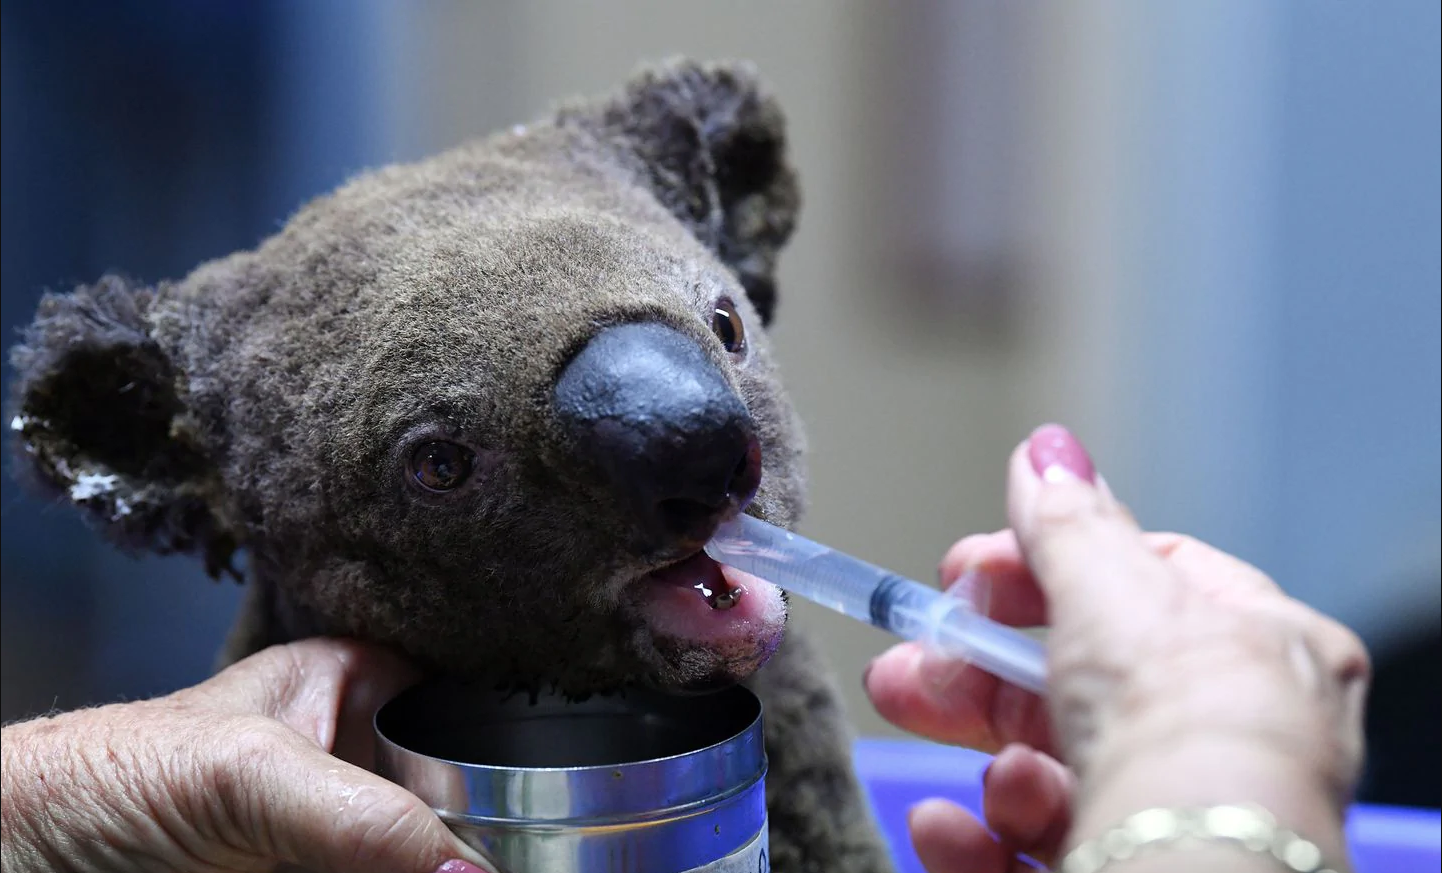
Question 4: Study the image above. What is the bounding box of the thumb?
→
[213,721,494,873]
[193,637,421,763]
[1006,424,1174,624]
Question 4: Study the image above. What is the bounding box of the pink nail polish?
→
[1027,424,1096,484]
[433,861,489,873]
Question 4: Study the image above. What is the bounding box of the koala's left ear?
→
[9,276,239,577]
[567,59,799,325]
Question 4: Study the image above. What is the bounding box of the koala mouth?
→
[635,550,786,655]
[650,551,745,609]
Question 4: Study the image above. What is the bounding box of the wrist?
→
[1070,733,1351,871]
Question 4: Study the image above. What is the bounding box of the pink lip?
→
[638,552,785,648]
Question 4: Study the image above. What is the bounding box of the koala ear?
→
[569,59,799,325]
[9,276,238,577]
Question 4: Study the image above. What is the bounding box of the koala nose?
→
[554,322,762,549]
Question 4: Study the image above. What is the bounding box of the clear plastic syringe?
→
[705,513,1047,696]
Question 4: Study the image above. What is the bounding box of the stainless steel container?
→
[374,680,769,873]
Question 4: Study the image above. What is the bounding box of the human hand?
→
[0,638,493,873]
[864,425,1370,871]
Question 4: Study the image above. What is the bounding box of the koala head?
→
[9,60,807,696]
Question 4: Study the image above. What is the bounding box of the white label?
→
[683,827,769,873]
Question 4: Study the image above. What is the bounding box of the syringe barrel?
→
[864,574,1048,694]
[704,515,890,625]
[707,514,1049,696]
[866,573,949,638]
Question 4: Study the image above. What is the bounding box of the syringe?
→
[705,513,1048,695]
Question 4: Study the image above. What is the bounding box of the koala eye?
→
[711,297,746,357]
[409,441,475,492]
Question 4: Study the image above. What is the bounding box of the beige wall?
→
[377,1,1122,738]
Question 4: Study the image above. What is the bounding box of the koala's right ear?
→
[563,59,800,326]
[9,276,238,577]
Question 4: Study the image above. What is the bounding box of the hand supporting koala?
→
[0,639,492,873]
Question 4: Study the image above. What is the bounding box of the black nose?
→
[554,322,762,549]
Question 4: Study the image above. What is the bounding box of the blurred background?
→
[3,0,1437,808]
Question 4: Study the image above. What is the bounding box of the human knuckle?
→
[344,789,436,861]
[1162,533,1207,560]
[290,636,356,670]
[195,717,292,842]
[212,718,293,783]
[1145,532,1188,556]
[1030,486,1095,528]
[1033,486,1125,537]
[245,643,297,676]
[1322,620,1371,682]
[1280,604,1371,683]
[1175,533,1252,573]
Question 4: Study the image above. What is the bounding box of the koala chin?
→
[10,59,897,872]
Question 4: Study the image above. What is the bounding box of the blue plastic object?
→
[853,739,1441,873]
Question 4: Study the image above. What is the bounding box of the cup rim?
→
[373,679,765,774]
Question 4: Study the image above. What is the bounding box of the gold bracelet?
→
[1059,803,1341,873]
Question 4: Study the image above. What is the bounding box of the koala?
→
[9,59,896,872]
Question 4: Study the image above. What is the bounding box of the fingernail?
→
[433,861,489,873]
[1027,424,1096,484]
[907,796,952,826]
[862,658,876,690]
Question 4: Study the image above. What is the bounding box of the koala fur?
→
[9,59,896,872]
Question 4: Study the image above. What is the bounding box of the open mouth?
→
[648,550,746,609]
[635,548,786,651]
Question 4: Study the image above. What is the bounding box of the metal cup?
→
[374,679,769,873]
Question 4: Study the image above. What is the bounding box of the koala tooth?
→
[711,589,741,610]
[693,580,741,610]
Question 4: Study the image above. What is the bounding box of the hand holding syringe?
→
[706,513,1047,695]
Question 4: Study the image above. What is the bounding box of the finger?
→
[866,643,1053,754]
[323,641,424,770]
[909,798,1010,873]
[215,722,494,873]
[196,638,421,762]
[981,744,1073,866]
[1006,425,1175,622]
[939,530,1048,627]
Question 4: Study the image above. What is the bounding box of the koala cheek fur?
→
[9,58,895,872]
